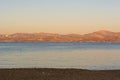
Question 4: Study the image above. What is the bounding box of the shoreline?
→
[0,68,120,80]
[0,41,120,43]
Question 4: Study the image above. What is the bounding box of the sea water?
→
[0,42,120,70]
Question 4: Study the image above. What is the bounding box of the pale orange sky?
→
[0,0,120,34]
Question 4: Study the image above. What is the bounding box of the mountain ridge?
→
[0,30,120,42]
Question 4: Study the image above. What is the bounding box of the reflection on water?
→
[0,42,120,70]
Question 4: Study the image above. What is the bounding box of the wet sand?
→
[0,68,120,80]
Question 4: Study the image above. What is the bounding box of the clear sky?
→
[0,0,120,34]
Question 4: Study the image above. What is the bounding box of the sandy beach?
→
[0,68,120,80]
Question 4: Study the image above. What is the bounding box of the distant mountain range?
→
[0,30,120,42]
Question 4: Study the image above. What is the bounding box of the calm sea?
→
[0,42,120,70]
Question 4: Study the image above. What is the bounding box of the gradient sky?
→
[0,0,120,34]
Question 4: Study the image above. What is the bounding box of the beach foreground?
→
[0,68,120,80]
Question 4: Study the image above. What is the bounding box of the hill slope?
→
[0,30,120,42]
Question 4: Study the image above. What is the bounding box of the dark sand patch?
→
[0,68,120,80]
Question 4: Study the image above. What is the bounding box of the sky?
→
[0,0,120,34]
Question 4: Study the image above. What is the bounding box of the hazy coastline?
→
[0,30,120,42]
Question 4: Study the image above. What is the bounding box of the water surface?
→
[0,42,120,70]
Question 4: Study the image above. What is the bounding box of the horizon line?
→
[0,30,119,35]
